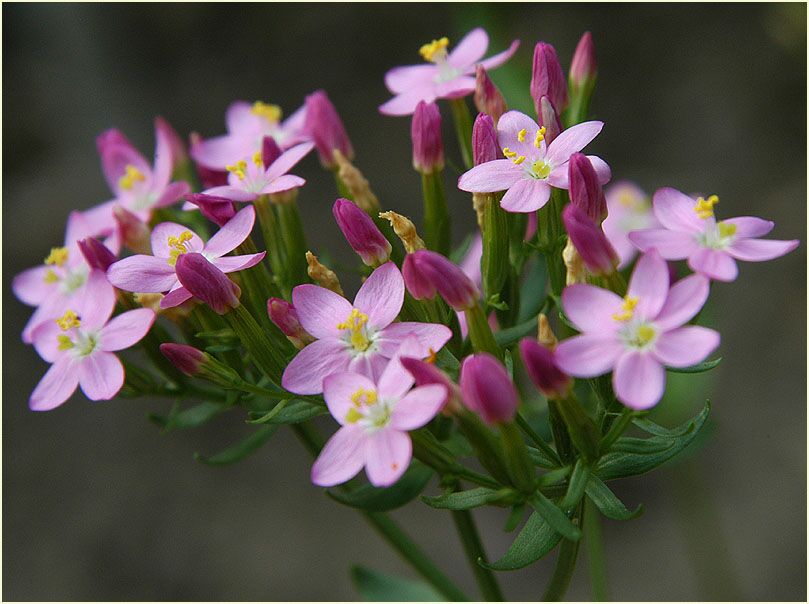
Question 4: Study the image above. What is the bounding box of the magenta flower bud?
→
[472,113,499,166]
[175,252,241,314]
[474,65,507,124]
[519,338,573,400]
[400,356,460,413]
[96,128,133,156]
[459,353,519,425]
[304,90,354,168]
[568,153,607,223]
[332,198,392,267]
[113,205,151,254]
[411,101,444,174]
[402,250,480,311]
[262,135,282,169]
[537,96,562,145]
[159,343,206,376]
[185,193,237,227]
[530,42,568,117]
[562,204,619,276]
[78,237,117,272]
[569,31,597,90]
[155,116,187,166]
[267,297,314,349]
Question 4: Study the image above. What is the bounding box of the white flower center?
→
[699,221,737,250]
[620,321,658,351]
[344,387,393,433]
[59,266,89,295]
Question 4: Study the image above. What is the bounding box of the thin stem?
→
[253,195,288,295]
[464,303,502,357]
[584,499,609,601]
[516,412,563,466]
[543,502,583,601]
[448,98,474,169]
[599,407,634,454]
[421,171,451,256]
[451,506,504,601]
[275,196,310,287]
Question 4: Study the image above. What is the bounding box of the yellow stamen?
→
[252,151,264,167]
[636,324,656,345]
[612,295,639,322]
[517,128,527,142]
[57,334,74,350]
[534,127,547,148]
[226,160,247,181]
[502,147,517,159]
[351,388,378,407]
[56,309,81,331]
[694,195,719,219]
[43,269,60,283]
[345,408,363,423]
[44,247,69,267]
[118,164,146,190]
[251,101,282,123]
[336,308,371,351]
[426,348,437,364]
[419,37,449,62]
[167,231,194,266]
[512,155,526,165]
[718,221,737,239]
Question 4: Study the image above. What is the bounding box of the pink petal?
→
[78,351,125,401]
[191,134,253,170]
[23,297,65,344]
[612,351,665,410]
[434,77,477,100]
[226,100,260,133]
[687,248,738,282]
[722,216,774,238]
[100,308,156,351]
[654,274,710,330]
[653,326,720,368]
[550,156,610,189]
[500,178,551,213]
[627,250,669,319]
[476,39,521,71]
[210,252,266,273]
[282,338,352,395]
[150,222,204,258]
[30,357,79,411]
[280,104,309,140]
[204,206,256,257]
[160,286,193,308]
[652,187,704,233]
[364,429,412,487]
[311,425,366,487]
[265,142,315,181]
[561,284,624,334]
[459,233,483,284]
[458,160,523,193]
[586,155,611,185]
[322,371,377,426]
[13,266,55,306]
[348,353,377,381]
[261,174,306,195]
[389,384,447,431]
[448,27,488,68]
[69,203,116,243]
[376,336,423,400]
[545,121,604,166]
[107,255,178,293]
[31,321,63,363]
[379,89,435,117]
[201,185,259,203]
[77,269,117,329]
[555,334,624,377]
[727,238,799,262]
[101,142,151,196]
[152,181,191,210]
[384,65,436,94]
[375,322,452,358]
[354,262,404,330]
[628,228,700,259]
[153,119,173,189]
[292,284,353,340]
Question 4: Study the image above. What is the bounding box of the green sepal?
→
[530,492,582,541]
[421,486,516,510]
[585,476,643,520]
[351,565,446,602]
[667,357,722,373]
[327,462,433,512]
[148,401,227,432]
[194,424,279,466]
[247,399,327,425]
[481,510,562,571]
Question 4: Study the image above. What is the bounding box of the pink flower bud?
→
[77,238,117,272]
[175,253,241,314]
[472,113,499,166]
[332,198,392,266]
[530,42,568,117]
[519,338,572,400]
[155,116,187,166]
[411,101,444,174]
[569,31,597,89]
[185,193,237,227]
[562,204,618,276]
[537,96,562,145]
[459,353,518,425]
[402,250,480,311]
[568,153,607,223]
[304,90,354,168]
[400,356,460,413]
[474,66,507,124]
[113,205,151,254]
[267,298,314,349]
[189,132,228,188]
[262,135,282,169]
[159,343,206,376]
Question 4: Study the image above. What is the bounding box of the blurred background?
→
[3,3,806,600]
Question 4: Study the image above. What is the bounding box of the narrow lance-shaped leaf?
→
[481,510,562,571]
[328,462,434,512]
[667,357,722,374]
[585,475,643,520]
[422,486,515,510]
[195,425,279,465]
[531,492,582,541]
[560,459,590,511]
[351,565,446,602]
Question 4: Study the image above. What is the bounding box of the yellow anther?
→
[612,295,639,322]
[252,151,264,167]
[426,348,437,364]
[337,308,371,351]
[57,334,74,350]
[718,221,737,239]
[56,309,81,331]
[251,101,282,123]
[44,247,69,267]
[512,155,526,165]
[43,269,60,283]
[167,231,194,266]
[351,388,378,407]
[534,127,547,148]
[345,407,363,424]
[118,164,146,190]
[694,195,719,219]
[419,37,449,62]
[502,147,517,159]
[517,128,527,142]
[226,160,247,181]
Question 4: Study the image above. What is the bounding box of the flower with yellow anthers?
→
[693,195,719,219]
[56,309,81,331]
[419,37,449,62]
[45,247,69,267]
[612,295,639,322]
[251,101,282,123]
[118,165,146,191]
[167,231,194,266]
[602,181,660,269]
[337,308,372,352]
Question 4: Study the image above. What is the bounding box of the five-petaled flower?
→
[601,181,661,269]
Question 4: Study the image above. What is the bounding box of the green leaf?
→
[667,357,722,373]
[194,425,279,465]
[595,401,711,481]
[585,476,643,520]
[351,565,445,601]
[517,260,548,323]
[482,510,562,571]
[632,416,693,438]
[422,486,515,510]
[609,436,674,454]
[530,492,582,541]
[148,401,227,431]
[328,462,434,512]
[526,445,559,469]
[247,400,327,425]
[560,460,590,511]
[494,316,538,348]
[503,504,526,532]
[195,328,237,340]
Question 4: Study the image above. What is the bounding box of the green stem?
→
[253,195,288,295]
[275,196,310,287]
[448,98,474,169]
[543,502,583,601]
[451,505,505,601]
[480,193,509,304]
[464,303,502,357]
[599,407,635,454]
[516,412,563,466]
[225,303,284,383]
[421,171,451,256]
[584,499,609,601]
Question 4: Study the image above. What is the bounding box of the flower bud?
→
[113,205,151,254]
[267,298,314,349]
[333,150,380,213]
[402,250,480,311]
[519,338,573,400]
[174,253,241,314]
[304,90,354,168]
[473,65,507,124]
[185,193,237,227]
[530,42,567,117]
[305,251,344,295]
[262,135,282,169]
[569,31,597,91]
[537,96,562,145]
[189,132,229,188]
[155,116,187,166]
[333,198,391,267]
[472,113,499,166]
[400,356,461,414]
[411,101,444,174]
[562,204,619,276]
[160,343,245,386]
[459,353,518,425]
[568,153,607,223]
[78,238,117,271]
[379,211,425,253]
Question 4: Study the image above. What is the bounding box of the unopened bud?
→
[537,96,562,145]
[333,149,380,213]
[402,250,479,311]
[472,112,499,167]
[267,298,314,349]
[411,101,444,174]
[460,353,518,425]
[333,198,391,267]
[78,237,117,271]
[262,135,282,169]
[519,338,572,400]
[474,66,507,124]
[400,356,461,414]
[155,116,187,167]
[185,193,237,227]
[562,204,618,277]
[379,210,425,253]
[304,90,354,168]
[305,251,344,296]
[569,31,597,91]
[174,253,241,314]
[160,343,245,387]
[113,205,151,254]
[568,153,607,223]
[531,42,567,117]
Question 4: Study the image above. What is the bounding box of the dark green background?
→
[4,3,806,600]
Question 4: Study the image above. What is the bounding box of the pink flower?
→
[281,262,452,395]
[190,100,310,170]
[28,270,155,411]
[555,250,720,410]
[106,206,265,309]
[601,181,661,269]
[379,28,520,116]
[311,337,447,487]
[458,111,610,213]
[628,187,799,281]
